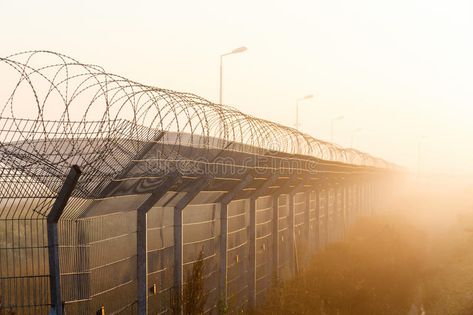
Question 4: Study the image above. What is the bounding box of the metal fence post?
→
[271,195,279,279]
[173,177,211,314]
[324,189,330,246]
[136,176,177,315]
[174,206,184,313]
[314,189,320,251]
[351,185,356,224]
[345,185,349,222]
[247,175,278,310]
[356,184,361,218]
[269,178,296,281]
[218,174,253,308]
[219,202,228,303]
[137,208,148,315]
[340,186,344,240]
[248,197,257,310]
[334,186,340,241]
[273,180,306,278]
[351,185,355,220]
[366,183,374,215]
[288,192,295,275]
[370,183,375,214]
[341,186,347,236]
[359,184,364,216]
[47,165,82,315]
[304,191,311,259]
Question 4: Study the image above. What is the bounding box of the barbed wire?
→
[0,50,396,219]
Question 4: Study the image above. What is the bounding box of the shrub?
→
[171,250,208,315]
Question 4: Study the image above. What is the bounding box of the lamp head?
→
[231,46,247,54]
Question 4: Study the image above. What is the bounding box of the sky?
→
[0,0,472,174]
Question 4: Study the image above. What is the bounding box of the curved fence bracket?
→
[47,165,82,315]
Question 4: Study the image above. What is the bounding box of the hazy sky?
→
[1,0,472,174]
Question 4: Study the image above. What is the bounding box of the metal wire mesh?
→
[0,50,397,314]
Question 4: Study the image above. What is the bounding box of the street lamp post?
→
[350,128,362,147]
[219,46,247,104]
[295,94,314,130]
[330,115,344,143]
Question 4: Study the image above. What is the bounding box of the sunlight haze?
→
[1,0,472,174]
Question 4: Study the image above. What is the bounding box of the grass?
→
[422,213,473,315]
[256,215,428,315]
